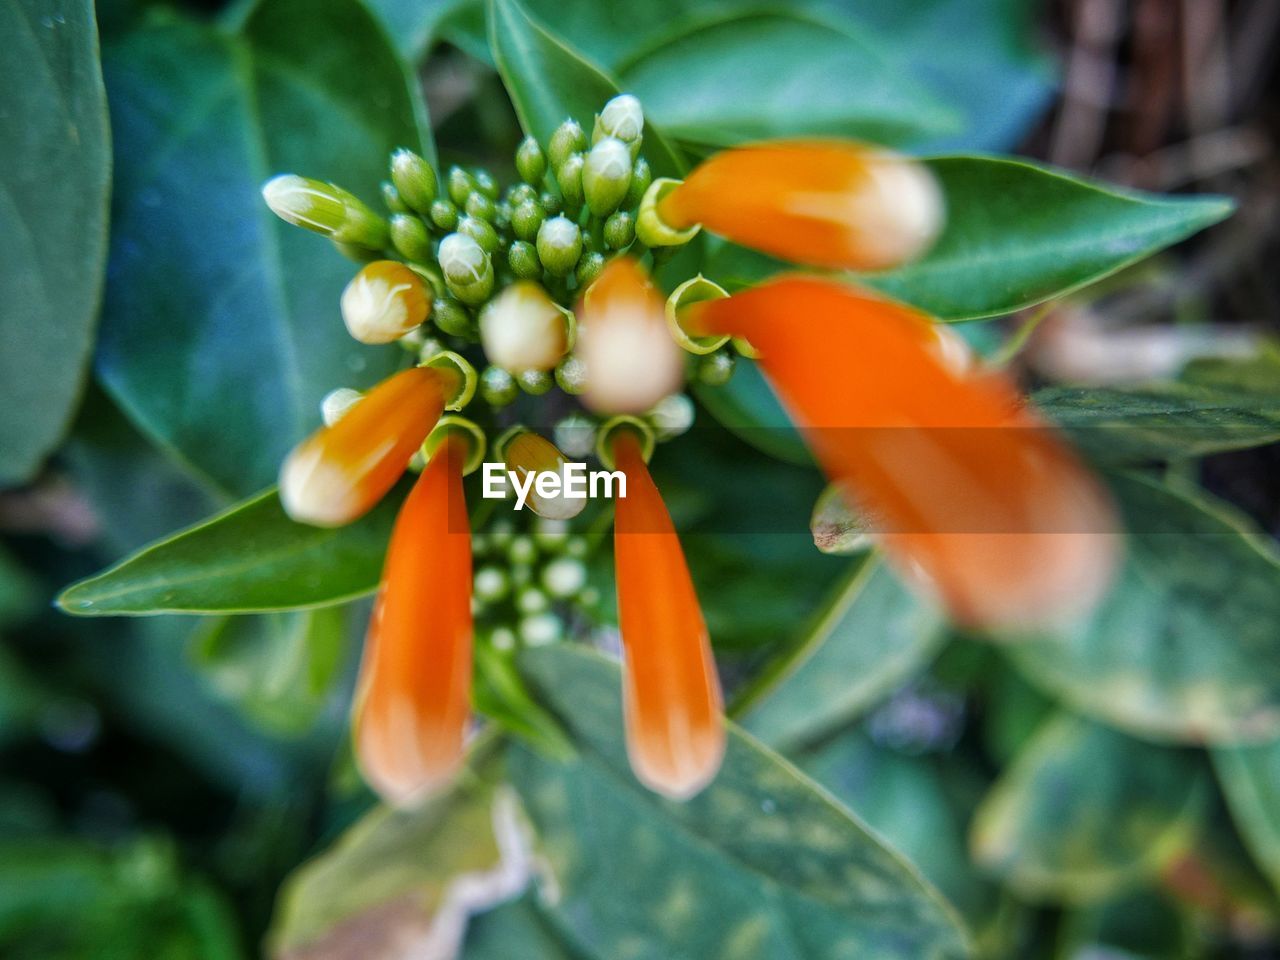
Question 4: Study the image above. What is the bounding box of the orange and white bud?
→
[659,141,944,271]
[694,278,1120,632]
[479,282,572,372]
[279,366,455,527]
[499,428,586,520]
[611,429,724,799]
[340,261,430,344]
[353,434,473,806]
[578,257,684,414]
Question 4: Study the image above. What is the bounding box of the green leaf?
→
[512,645,970,959]
[366,0,476,62]
[190,605,350,736]
[970,714,1207,902]
[615,10,960,149]
[1213,740,1280,898]
[268,751,505,955]
[57,485,400,616]
[1007,474,1280,744]
[736,556,947,751]
[863,157,1233,321]
[0,0,110,484]
[486,0,685,178]
[692,358,811,467]
[1035,380,1280,462]
[795,729,994,923]
[98,0,429,496]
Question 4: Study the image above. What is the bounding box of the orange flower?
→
[353,434,473,806]
[658,141,943,271]
[692,278,1120,631]
[610,428,725,798]
[279,366,456,526]
[578,257,683,414]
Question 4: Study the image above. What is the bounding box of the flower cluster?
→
[263,94,1118,807]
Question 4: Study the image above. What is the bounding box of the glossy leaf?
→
[1007,474,1280,744]
[736,557,947,751]
[616,10,960,149]
[864,157,1233,320]
[971,714,1207,902]
[1214,741,1280,897]
[367,0,476,62]
[1035,381,1280,462]
[486,0,685,178]
[703,157,1233,322]
[0,0,110,484]
[512,645,971,959]
[57,485,401,616]
[98,0,428,496]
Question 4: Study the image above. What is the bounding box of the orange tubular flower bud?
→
[658,141,944,271]
[611,430,725,799]
[279,366,456,527]
[693,278,1120,632]
[579,257,684,414]
[353,435,473,806]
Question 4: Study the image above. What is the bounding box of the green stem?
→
[991,302,1055,368]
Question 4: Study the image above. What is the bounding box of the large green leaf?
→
[367,0,476,62]
[1035,382,1280,462]
[615,10,959,149]
[970,714,1207,902]
[57,485,400,616]
[1007,474,1280,744]
[1214,741,1280,898]
[864,157,1233,320]
[692,358,810,467]
[486,0,685,178]
[736,556,947,751]
[0,0,110,484]
[704,157,1233,323]
[98,0,428,496]
[512,645,970,959]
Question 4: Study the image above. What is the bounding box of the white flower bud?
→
[339,261,429,344]
[262,175,346,235]
[598,94,644,142]
[648,393,695,440]
[542,557,586,598]
[479,282,571,372]
[582,138,632,216]
[320,387,362,426]
[438,233,489,285]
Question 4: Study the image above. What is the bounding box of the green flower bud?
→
[508,240,542,279]
[472,169,500,200]
[447,165,474,206]
[553,412,597,459]
[595,94,644,148]
[380,180,408,214]
[536,216,582,276]
[575,251,605,287]
[556,153,585,211]
[624,156,652,208]
[648,392,695,439]
[517,368,553,395]
[465,191,496,222]
[262,175,387,248]
[516,135,547,185]
[430,198,459,231]
[548,119,587,170]
[636,177,700,248]
[566,536,591,560]
[389,148,437,212]
[480,364,518,407]
[698,348,736,386]
[458,215,499,254]
[542,556,587,598]
[490,519,515,547]
[490,626,516,652]
[474,566,509,602]
[603,210,635,250]
[494,201,512,231]
[432,297,474,338]
[539,191,562,216]
[508,183,537,206]
[511,200,545,242]
[516,585,549,614]
[438,232,494,305]
[332,241,383,263]
[554,354,587,394]
[509,535,537,566]
[389,213,431,263]
[582,137,632,217]
[519,613,562,647]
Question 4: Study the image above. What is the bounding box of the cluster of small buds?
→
[472,517,599,654]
